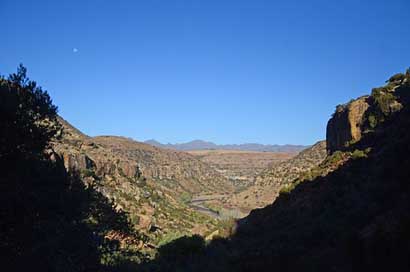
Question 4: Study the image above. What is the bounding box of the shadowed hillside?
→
[0,66,233,271]
[0,66,145,271]
[137,69,410,271]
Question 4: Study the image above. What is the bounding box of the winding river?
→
[189,199,222,219]
[189,195,247,219]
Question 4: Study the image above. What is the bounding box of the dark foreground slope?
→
[139,70,410,272]
[0,66,145,271]
[0,66,232,271]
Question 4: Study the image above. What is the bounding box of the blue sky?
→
[2,0,410,145]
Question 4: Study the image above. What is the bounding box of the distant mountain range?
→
[144,139,308,153]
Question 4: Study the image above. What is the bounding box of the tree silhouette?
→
[0,64,59,164]
[0,65,141,271]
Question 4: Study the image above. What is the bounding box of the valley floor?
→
[187,149,296,189]
[190,194,248,219]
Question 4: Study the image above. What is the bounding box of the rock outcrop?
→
[326,96,370,154]
[326,72,410,155]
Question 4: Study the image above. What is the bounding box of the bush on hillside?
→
[387,73,405,83]
[371,88,397,115]
[351,149,367,160]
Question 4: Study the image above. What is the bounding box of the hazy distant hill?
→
[144,139,308,153]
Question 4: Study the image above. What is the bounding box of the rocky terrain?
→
[51,117,235,254]
[55,118,233,195]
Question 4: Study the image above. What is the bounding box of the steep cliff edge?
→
[326,72,408,154]
[326,96,370,153]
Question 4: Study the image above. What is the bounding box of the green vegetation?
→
[157,231,186,247]
[323,150,345,167]
[371,87,397,115]
[215,217,237,237]
[364,71,410,132]
[203,202,221,214]
[279,183,295,195]
[179,191,192,204]
[81,168,97,178]
[368,113,378,128]
[387,73,405,83]
[351,149,367,159]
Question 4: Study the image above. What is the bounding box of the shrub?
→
[203,202,221,214]
[280,183,295,195]
[326,151,345,165]
[179,191,192,204]
[371,88,397,115]
[136,177,147,187]
[368,114,378,129]
[387,73,405,83]
[157,231,185,247]
[82,168,96,178]
[217,217,237,237]
[351,149,367,160]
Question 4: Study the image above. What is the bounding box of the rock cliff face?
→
[91,136,234,194]
[52,117,233,195]
[326,96,370,154]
